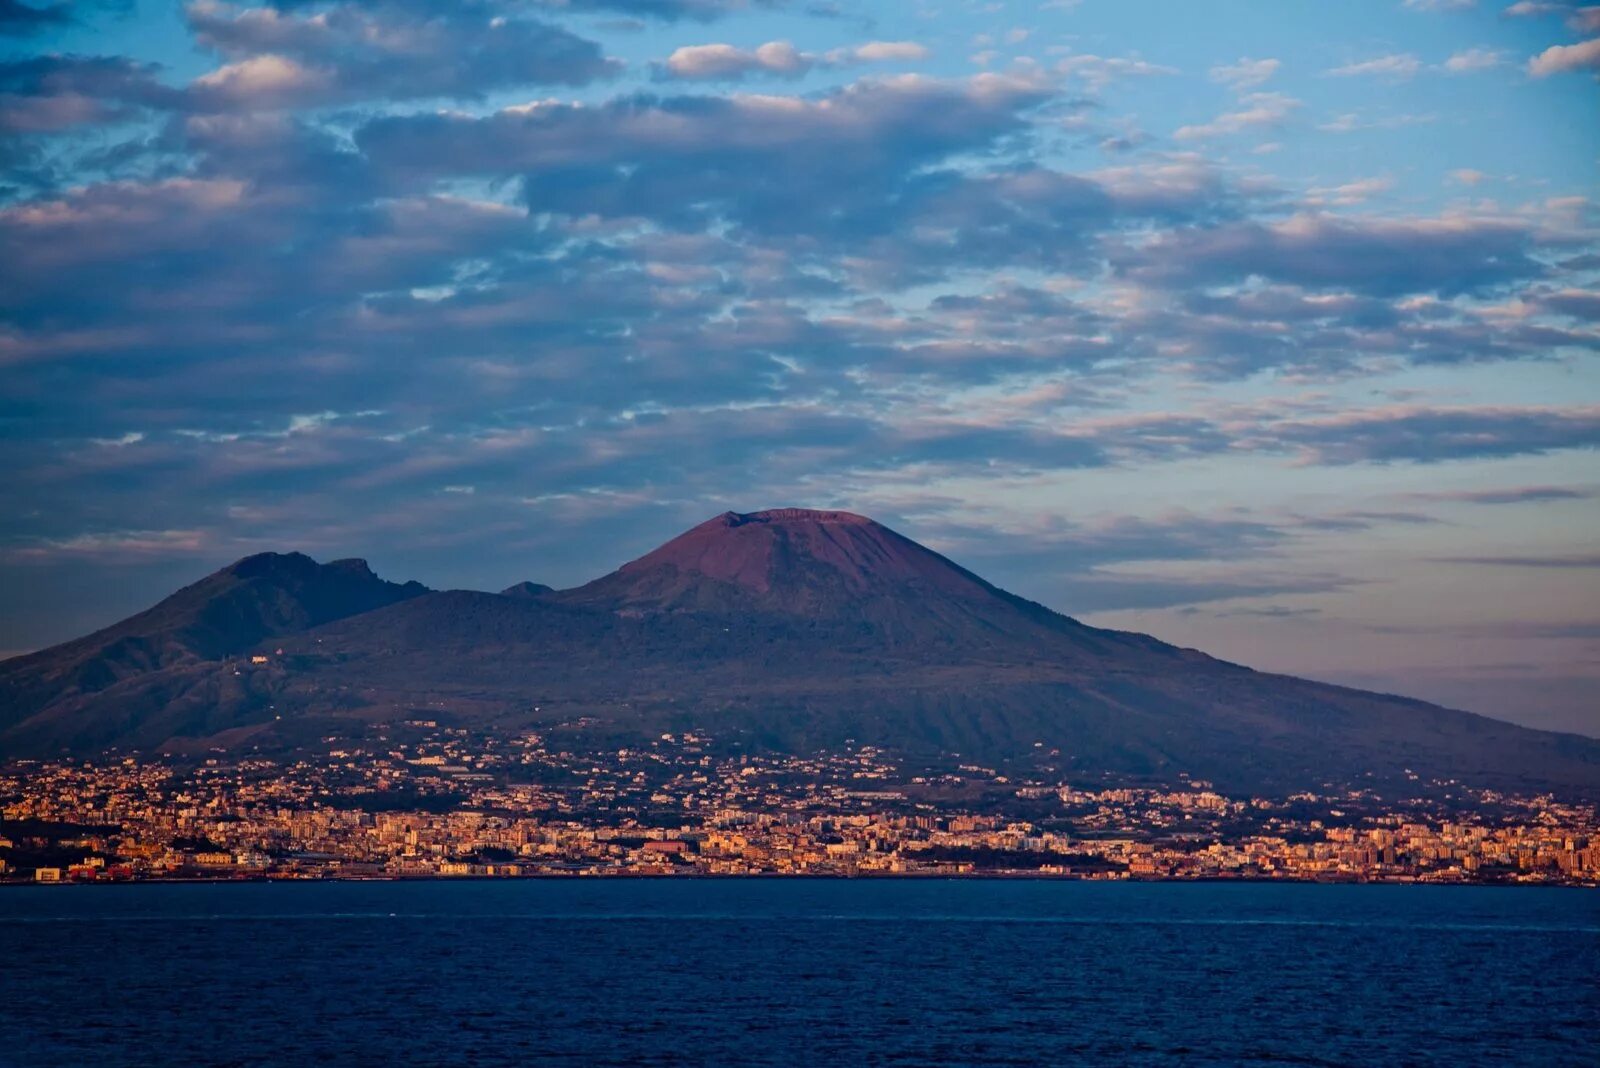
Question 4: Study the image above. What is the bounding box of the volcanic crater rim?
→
[735,508,874,525]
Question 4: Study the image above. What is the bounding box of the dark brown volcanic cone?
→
[556,508,1110,650]
[565,509,999,609]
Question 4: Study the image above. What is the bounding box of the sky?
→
[1,0,1597,735]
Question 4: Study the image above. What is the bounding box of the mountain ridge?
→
[0,552,428,748]
[1,509,1596,795]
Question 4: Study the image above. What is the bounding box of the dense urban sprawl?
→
[4,725,1596,886]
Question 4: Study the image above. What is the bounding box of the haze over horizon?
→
[2,0,1597,737]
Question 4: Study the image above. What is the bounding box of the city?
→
[5,724,1595,886]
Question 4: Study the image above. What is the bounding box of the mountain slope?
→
[0,511,1595,795]
[0,553,427,748]
[558,508,1162,655]
[275,584,1594,793]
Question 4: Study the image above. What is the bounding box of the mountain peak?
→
[501,581,554,600]
[560,507,1003,616]
[722,508,875,527]
[0,550,430,746]
[226,551,318,579]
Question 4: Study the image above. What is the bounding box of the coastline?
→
[6,870,1596,889]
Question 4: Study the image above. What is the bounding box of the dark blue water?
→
[3,881,1596,1066]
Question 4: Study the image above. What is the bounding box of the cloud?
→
[1429,552,1600,567]
[1268,405,1600,464]
[2,79,1583,530]
[1400,485,1590,504]
[0,54,173,133]
[2,528,207,565]
[1174,91,1298,140]
[0,0,70,35]
[1328,54,1423,78]
[1317,111,1435,133]
[855,41,927,62]
[656,38,927,81]
[539,0,784,20]
[1054,53,1177,90]
[1006,512,1295,567]
[892,509,1369,612]
[1529,36,1600,75]
[1209,56,1280,90]
[1210,604,1323,619]
[1303,176,1393,206]
[0,175,254,281]
[1113,212,1549,297]
[1,0,127,36]
[1369,619,1600,640]
[1048,571,1357,613]
[356,73,1053,235]
[5,73,1266,453]
[183,1,619,110]
[1443,47,1506,71]
[659,40,807,80]
[1506,2,1600,31]
[191,53,332,108]
[1539,287,1600,319]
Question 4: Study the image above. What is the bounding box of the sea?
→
[2,879,1596,1067]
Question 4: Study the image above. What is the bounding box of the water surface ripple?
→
[3,881,1595,1066]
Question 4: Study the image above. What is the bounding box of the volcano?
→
[0,552,427,754]
[557,509,1088,645]
[1,508,1596,794]
[567,509,1003,610]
